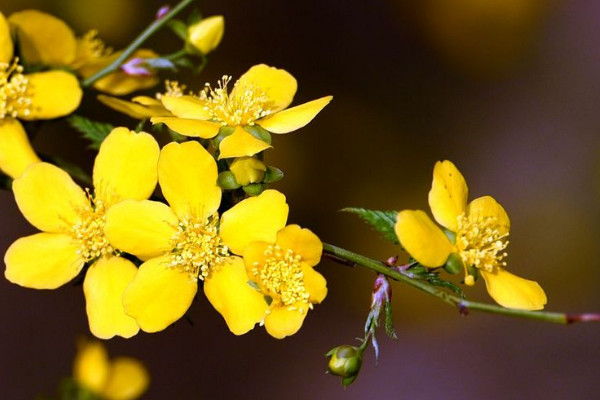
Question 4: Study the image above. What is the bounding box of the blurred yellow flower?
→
[104,141,288,335]
[187,15,225,54]
[242,224,327,339]
[0,11,82,178]
[151,64,332,158]
[394,160,547,310]
[98,94,171,120]
[4,128,160,338]
[74,339,149,400]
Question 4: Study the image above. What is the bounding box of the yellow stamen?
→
[199,75,271,126]
[162,80,186,98]
[71,30,112,69]
[252,245,309,308]
[0,59,31,119]
[167,214,228,281]
[456,213,509,275]
[71,197,114,262]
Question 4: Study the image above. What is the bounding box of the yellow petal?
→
[151,116,221,138]
[84,257,140,339]
[93,127,159,207]
[242,240,269,275]
[89,50,159,96]
[258,96,332,134]
[229,157,266,186]
[302,263,327,303]
[264,304,308,339]
[187,15,225,54]
[13,162,90,232]
[0,12,13,64]
[73,339,110,395]
[158,141,221,220]
[105,200,178,261]
[428,160,468,232]
[395,210,454,267]
[276,224,322,267]
[8,10,76,65]
[102,357,149,400]
[160,95,212,119]
[467,195,510,235]
[481,268,547,310]
[123,256,198,333]
[204,257,268,335]
[20,70,82,120]
[98,95,170,119]
[220,189,288,254]
[4,232,84,289]
[218,126,271,159]
[234,64,297,112]
[0,118,41,178]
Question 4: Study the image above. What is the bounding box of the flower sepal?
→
[326,345,364,387]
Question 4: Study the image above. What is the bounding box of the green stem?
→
[82,0,195,87]
[164,48,188,61]
[322,242,600,325]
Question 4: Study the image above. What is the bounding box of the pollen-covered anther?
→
[456,214,509,274]
[71,198,114,262]
[253,245,310,308]
[167,215,228,281]
[0,59,31,119]
[199,75,271,126]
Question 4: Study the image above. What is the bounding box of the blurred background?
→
[1,0,600,398]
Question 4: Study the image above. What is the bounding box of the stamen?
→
[167,214,229,281]
[70,196,114,262]
[456,213,509,274]
[0,59,31,119]
[252,245,310,308]
[161,80,186,98]
[71,30,112,69]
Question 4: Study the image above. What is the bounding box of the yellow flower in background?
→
[98,94,171,120]
[394,160,547,310]
[104,141,288,334]
[4,128,160,339]
[241,224,327,339]
[74,339,149,400]
[187,15,225,54]
[0,11,82,178]
[151,64,332,158]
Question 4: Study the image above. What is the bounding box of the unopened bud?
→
[217,171,240,190]
[443,252,463,275]
[263,166,284,183]
[243,183,265,196]
[187,16,224,54]
[326,345,363,387]
[230,157,266,186]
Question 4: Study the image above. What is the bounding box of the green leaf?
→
[67,115,114,150]
[168,19,188,41]
[342,207,399,244]
[384,301,398,339]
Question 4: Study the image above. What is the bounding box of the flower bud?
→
[242,183,265,196]
[187,16,224,55]
[230,157,267,186]
[263,166,284,183]
[326,345,363,387]
[217,171,240,190]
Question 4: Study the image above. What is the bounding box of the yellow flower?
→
[0,11,82,178]
[242,224,327,339]
[104,141,289,334]
[4,128,160,338]
[151,64,332,158]
[394,160,547,310]
[74,338,149,400]
[187,15,225,54]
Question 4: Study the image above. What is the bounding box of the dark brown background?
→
[2,0,600,399]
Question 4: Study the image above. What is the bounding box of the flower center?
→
[71,198,114,262]
[199,75,271,126]
[0,59,31,119]
[252,245,310,310]
[456,213,509,275]
[167,214,229,281]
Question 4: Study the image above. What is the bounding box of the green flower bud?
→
[217,171,240,190]
[263,166,284,183]
[443,252,463,275]
[187,15,224,54]
[242,183,265,196]
[326,345,363,387]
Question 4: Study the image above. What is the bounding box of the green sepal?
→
[168,19,188,41]
[243,183,265,196]
[342,207,399,244]
[67,115,114,150]
[244,125,272,145]
[263,166,284,183]
[217,171,240,190]
[211,126,235,148]
[187,8,203,25]
[443,253,464,275]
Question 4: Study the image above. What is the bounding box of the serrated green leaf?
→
[384,302,398,339]
[342,207,399,244]
[67,115,114,150]
[423,271,466,298]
